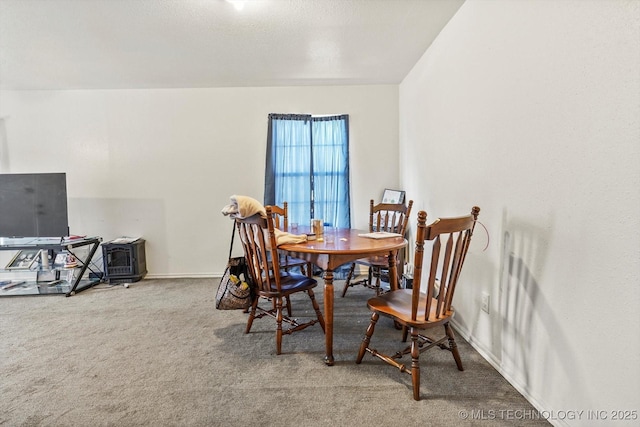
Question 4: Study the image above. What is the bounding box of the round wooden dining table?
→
[278,227,407,366]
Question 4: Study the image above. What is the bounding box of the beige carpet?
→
[0,278,549,426]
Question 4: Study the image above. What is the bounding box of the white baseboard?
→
[144,273,221,280]
[451,319,567,427]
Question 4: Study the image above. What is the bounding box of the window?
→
[264,114,350,229]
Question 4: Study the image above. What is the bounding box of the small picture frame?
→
[6,249,41,270]
[382,189,405,204]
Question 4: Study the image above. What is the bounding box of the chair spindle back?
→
[269,202,288,230]
[410,207,480,322]
[369,199,414,235]
[235,207,283,296]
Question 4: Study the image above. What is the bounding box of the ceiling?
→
[0,0,464,90]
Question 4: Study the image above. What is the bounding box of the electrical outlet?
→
[481,292,490,314]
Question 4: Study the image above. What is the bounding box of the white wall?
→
[0,85,399,276]
[399,0,639,424]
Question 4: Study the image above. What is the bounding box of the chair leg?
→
[410,328,421,401]
[307,289,325,332]
[373,267,381,295]
[341,263,357,297]
[356,312,379,363]
[285,296,292,317]
[445,323,464,371]
[276,297,284,355]
[245,298,259,334]
[305,262,313,278]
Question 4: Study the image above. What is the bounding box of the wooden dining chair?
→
[264,202,312,317]
[236,207,325,355]
[356,206,480,400]
[270,202,313,278]
[341,199,413,297]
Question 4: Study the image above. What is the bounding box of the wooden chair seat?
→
[366,289,454,328]
[262,272,317,296]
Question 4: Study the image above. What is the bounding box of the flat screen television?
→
[0,173,69,238]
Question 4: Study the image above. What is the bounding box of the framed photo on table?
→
[382,189,405,204]
[6,249,41,270]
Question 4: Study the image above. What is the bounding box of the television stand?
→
[0,237,102,297]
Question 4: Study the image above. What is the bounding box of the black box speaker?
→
[402,273,414,289]
[102,239,147,284]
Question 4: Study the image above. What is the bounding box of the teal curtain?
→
[265,114,350,228]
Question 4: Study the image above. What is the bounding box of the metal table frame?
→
[0,237,102,297]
